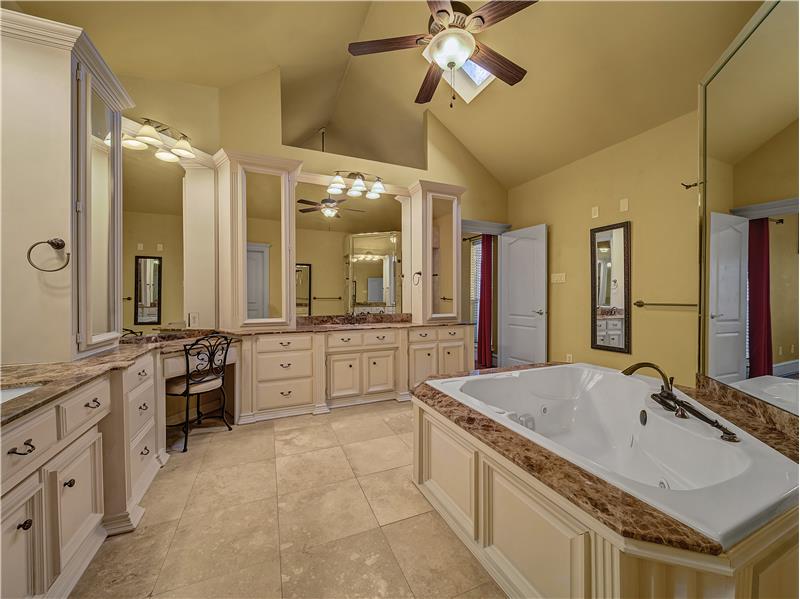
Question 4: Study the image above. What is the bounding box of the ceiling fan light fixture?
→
[135,121,163,146]
[154,146,180,162]
[429,28,475,71]
[170,137,196,159]
[122,134,148,150]
[321,206,338,218]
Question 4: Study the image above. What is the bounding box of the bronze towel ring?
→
[26,238,71,272]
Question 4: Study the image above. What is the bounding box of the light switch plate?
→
[188,312,199,327]
[566,354,573,363]
[619,197,629,212]
[156,243,164,252]
[591,206,599,218]
[137,243,144,251]
[551,273,566,284]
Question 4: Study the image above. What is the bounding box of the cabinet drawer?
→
[606,318,623,331]
[124,353,153,392]
[128,380,155,439]
[437,327,464,341]
[595,320,607,332]
[327,332,363,349]
[257,351,313,381]
[409,328,435,342]
[362,330,397,346]
[255,378,313,411]
[57,377,110,439]
[257,334,312,353]
[130,423,156,493]
[2,410,58,485]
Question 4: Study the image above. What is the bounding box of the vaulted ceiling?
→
[14,1,760,188]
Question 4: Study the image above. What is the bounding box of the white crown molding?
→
[410,179,466,198]
[74,32,134,111]
[462,219,511,235]
[731,197,798,219]
[0,8,81,50]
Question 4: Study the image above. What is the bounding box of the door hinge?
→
[75,65,83,81]
[76,332,83,344]
[75,201,83,213]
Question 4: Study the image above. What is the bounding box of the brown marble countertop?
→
[1,335,241,426]
[411,363,799,556]
[222,321,475,336]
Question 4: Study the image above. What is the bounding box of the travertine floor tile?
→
[331,413,396,445]
[151,562,281,598]
[358,465,431,525]
[276,446,354,494]
[329,400,407,420]
[231,419,275,436]
[182,459,277,518]
[383,410,414,434]
[71,520,178,599]
[383,511,489,598]
[453,580,508,599]
[200,428,274,470]
[138,468,197,528]
[152,498,279,594]
[281,528,413,599]
[275,423,339,456]
[343,435,412,476]
[398,432,414,449]
[272,412,331,432]
[278,478,378,550]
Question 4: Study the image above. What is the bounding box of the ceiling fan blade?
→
[343,208,367,213]
[415,62,444,104]
[427,0,454,26]
[299,207,319,213]
[470,40,526,86]
[348,34,430,56]
[335,198,347,204]
[465,1,537,33]
[297,199,319,206]
[335,213,342,219]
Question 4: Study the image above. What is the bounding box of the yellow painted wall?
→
[508,112,699,385]
[218,68,508,223]
[122,211,184,331]
[769,213,798,366]
[734,120,798,207]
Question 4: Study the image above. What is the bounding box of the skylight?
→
[421,46,496,104]
[462,60,492,86]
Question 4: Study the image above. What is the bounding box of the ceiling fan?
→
[347,0,536,104]
[297,197,366,219]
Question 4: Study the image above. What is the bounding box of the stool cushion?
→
[166,376,223,395]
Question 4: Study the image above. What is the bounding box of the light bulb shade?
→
[346,188,363,197]
[136,123,163,146]
[365,191,380,200]
[321,206,338,218]
[171,137,196,158]
[122,134,148,150]
[429,28,476,71]
[351,177,367,191]
[103,132,112,147]
[370,178,386,194]
[330,174,346,188]
[154,146,180,162]
[327,185,343,195]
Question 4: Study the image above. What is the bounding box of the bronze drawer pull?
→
[426,353,431,357]
[17,519,33,531]
[348,364,353,368]
[85,398,101,409]
[7,439,35,456]
[446,351,452,356]
[280,363,292,369]
[63,478,76,488]
[280,391,292,397]
[279,341,291,347]
[340,337,351,342]
[419,333,428,338]
[372,361,377,366]
[138,369,148,377]
[140,446,150,456]
[448,331,456,336]
[138,403,149,411]
[376,335,386,340]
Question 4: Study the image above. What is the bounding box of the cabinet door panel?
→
[409,343,438,388]
[438,341,465,376]
[363,351,395,394]
[1,492,40,598]
[328,354,361,399]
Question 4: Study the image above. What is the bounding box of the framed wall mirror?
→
[700,0,798,414]
[590,221,631,353]
[429,194,459,319]
[295,263,311,316]
[134,256,162,325]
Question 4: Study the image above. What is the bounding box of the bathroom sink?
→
[1,385,41,404]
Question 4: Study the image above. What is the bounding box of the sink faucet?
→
[622,362,739,442]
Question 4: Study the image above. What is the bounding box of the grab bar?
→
[634,300,697,308]
[313,296,342,301]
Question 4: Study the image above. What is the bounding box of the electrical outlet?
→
[619,198,629,212]
[188,312,199,327]
[156,243,164,252]
[591,206,599,219]
[565,353,573,363]
[779,346,784,356]
[137,243,144,251]
[792,344,796,354]
[550,273,566,284]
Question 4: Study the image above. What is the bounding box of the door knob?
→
[533,309,544,315]
[710,313,724,319]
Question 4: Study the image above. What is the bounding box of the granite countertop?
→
[0,335,242,426]
[411,363,799,556]
[223,321,475,336]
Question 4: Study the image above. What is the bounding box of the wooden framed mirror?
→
[590,221,631,353]
[133,256,162,325]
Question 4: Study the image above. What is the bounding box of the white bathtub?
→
[426,363,798,549]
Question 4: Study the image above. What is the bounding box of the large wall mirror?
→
[244,169,286,321]
[294,180,402,316]
[591,222,631,353]
[701,0,798,414]
[430,195,458,318]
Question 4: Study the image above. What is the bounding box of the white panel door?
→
[708,212,748,383]
[246,243,269,319]
[499,225,547,366]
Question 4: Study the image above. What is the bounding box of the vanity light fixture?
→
[328,171,387,200]
[327,185,343,195]
[330,174,346,189]
[154,146,180,162]
[135,120,163,146]
[346,187,363,198]
[122,134,148,150]
[170,137,196,159]
[129,118,198,163]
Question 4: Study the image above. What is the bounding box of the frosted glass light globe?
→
[429,28,476,71]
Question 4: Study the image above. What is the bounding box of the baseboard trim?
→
[103,504,144,536]
[773,360,798,377]
[45,522,106,598]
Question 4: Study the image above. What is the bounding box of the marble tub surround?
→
[224,319,475,335]
[297,313,412,326]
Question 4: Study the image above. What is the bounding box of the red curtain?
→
[748,218,772,378]
[477,234,494,369]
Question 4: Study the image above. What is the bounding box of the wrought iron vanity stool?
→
[165,333,233,452]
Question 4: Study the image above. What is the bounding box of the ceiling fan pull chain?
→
[450,69,456,108]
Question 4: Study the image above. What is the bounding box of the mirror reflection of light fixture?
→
[170,137,196,159]
[122,134,148,150]
[135,121,163,146]
[154,146,180,162]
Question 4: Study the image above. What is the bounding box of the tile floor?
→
[70,400,507,599]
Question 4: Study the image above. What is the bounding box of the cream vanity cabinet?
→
[100,352,159,535]
[408,325,474,388]
[1,377,110,599]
